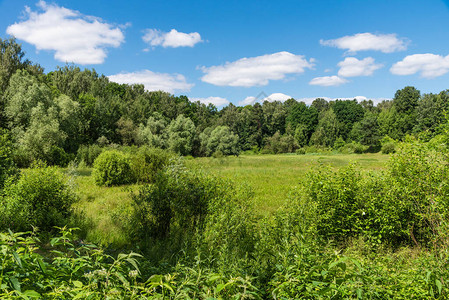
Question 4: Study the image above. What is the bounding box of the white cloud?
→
[337,57,383,77]
[239,96,257,106]
[320,32,408,54]
[390,53,449,78]
[6,1,124,64]
[190,96,229,107]
[201,51,314,87]
[309,75,348,87]
[143,29,202,48]
[108,70,193,93]
[263,93,292,102]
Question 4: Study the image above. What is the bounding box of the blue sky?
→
[1,0,449,107]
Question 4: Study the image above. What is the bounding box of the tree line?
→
[1,37,448,166]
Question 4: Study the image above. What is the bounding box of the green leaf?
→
[23,290,41,298]
[436,279,443,294]
[37,257,46,274]
[73,280,83,288]
[216,283,226,293]
[12,251,22,268]
[9,276,21,292]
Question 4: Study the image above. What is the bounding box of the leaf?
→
[37,257,46,274]
[216,283,226,293]
[12,251,22,268]
[23,290,41,298]
[73,281,83,288]
[147,274,163,284]
[9,276,21,292]
[436,279,443,295]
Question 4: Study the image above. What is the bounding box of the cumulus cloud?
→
[143,29,202,49]
[337,57,383,77]
[201,51,314,87]
[6,1,124,64]
[309,75,348,87]
[190,96,229,107]
[263,93,292,102]
[390,53,449,78]
[108,70,193,93]
[320,33,408,54]
[239,96,257,106]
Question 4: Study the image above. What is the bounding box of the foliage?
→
[92,150,133,186]
[264,131,298,154]
[131,159,228,239]
[0,163,76,231]
[0,129,18,189]
[77,144,104,166]
[381,136,397,154]
[167,114,196,155]
[200,125,239,156]
[130,146,173,183]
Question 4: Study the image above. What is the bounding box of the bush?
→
[381,136,397,154]
[92,150,133,186]
[130,147,172,183]
[131,158,256,260]
[339,142,368,154]
[295,148,306,155]
[381,142,396,154]
[0,163,77,231]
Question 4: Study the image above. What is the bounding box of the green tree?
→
[167,114,195,155]
[201,126,239,156]
[414,91,449,137]
[138,112,168,148]
[4,69,52,131]
[349,111,380,148]
[309,108,339,147]
[332,99,365,139]
[18,104,67,164]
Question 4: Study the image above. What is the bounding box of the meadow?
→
[73,153,389,246]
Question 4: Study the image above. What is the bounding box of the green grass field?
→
[185,153,389,214]
[72,153,389,246]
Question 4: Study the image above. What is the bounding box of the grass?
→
[185,153,389,215]
[69,153,390,245]
[70,168,140,247]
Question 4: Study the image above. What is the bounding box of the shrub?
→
[381,136,397,154]
[0,163,77,231]
[339,142,368,154]
[295,148,306,155]
[130,147,172,183]
[92,150,133,186]
[131,158,256,260]
[381,142,396,154]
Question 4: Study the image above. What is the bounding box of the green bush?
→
[381,136,397,154]
[130,147,172,183]
[92,150,133,186]
[381,142,396,154]
[295,148,306,155]
[0,163,77,231]
[339,142,368,154]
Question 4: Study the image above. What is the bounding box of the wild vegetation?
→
[2,37,449,298]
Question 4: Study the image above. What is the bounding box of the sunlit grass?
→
[185,153,389,215]
[68,153,389,245]
[70,168,140,247]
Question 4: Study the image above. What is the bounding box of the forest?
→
[2,37,449,299]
